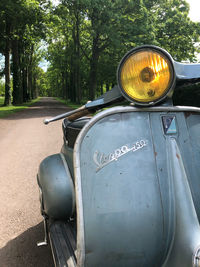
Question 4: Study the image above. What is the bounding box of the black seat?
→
[62,117,91,148]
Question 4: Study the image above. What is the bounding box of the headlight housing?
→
[117,45,176,106]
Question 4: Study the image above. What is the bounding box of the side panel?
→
[38,153,75,220]
[185,113,200,220]
[150,112,200,266]
[75,111,175,267]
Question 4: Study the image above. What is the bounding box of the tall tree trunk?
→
[28,45,34,100]
[89,46,99,100]
[32,74,37,99]
[33,74,37,98]
[100,82,103,95]
[61,71,65,99]
[22,66,28,102]
[4,19,11,106]
[106,83,110,92]
[71,25,77,103]
[64,47,69,100]
[75,10,81,104]
[22,47,28,102]
[12,38,23,104]
[28,65,32,100]
[69,53,76,102]
[64,69,68,100]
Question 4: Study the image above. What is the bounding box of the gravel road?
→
[0,97,72,267]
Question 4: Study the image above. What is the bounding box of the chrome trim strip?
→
[73,105,200,267]
[127,105,200,113]
[73,143,86,267]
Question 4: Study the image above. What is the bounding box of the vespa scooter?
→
[37,45,200,267]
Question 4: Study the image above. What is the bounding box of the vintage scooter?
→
[37,45,200,267]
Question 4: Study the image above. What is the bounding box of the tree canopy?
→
[0,0,200,104]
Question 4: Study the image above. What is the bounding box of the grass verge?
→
[0,97,40,118]
[55,97,82,109]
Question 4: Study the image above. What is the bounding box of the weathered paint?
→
[73,106,200,267]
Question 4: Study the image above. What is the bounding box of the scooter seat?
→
[62,117,91,148]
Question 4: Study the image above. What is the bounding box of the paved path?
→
[0,97,72,266]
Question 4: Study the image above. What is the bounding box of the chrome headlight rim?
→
[117,45,176,106]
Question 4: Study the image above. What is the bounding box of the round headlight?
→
[117,46,175,106]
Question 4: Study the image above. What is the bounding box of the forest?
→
[0,0,200,105]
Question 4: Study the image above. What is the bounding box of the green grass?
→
[0,97,40,118]
[55,97,82,109]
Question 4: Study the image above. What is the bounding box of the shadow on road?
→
[0,97,72,121]
[0,222,54,267]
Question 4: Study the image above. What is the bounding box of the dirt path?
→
[0,97,72,267]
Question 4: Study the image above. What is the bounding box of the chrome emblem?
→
[162,115,177,134]
[93,139,148,172]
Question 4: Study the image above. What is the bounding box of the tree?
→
[0,0,47,105]
[44,0,200,102]
[12,0,47,104]
[0,0,13,105]
[84,0,160,99]
[155,0,200,61]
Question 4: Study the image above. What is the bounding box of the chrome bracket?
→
[37,216,48,246]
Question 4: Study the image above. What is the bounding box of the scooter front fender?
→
[37,153,75,220]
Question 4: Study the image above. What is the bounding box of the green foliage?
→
[1,0,200,105]
[44,0,200,103]
[34,66,48,96]
[155,0,200,61]
[55,97,82,109]
[0,96,40,117]
[0,79,5,96]
[0,0,48,105]
[0,96,4,105]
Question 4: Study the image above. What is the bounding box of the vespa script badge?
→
[93,139,148,172]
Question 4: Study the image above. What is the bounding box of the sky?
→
[187,0,200,22]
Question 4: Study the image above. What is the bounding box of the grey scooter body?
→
[37,45,200,266]
[38,105,200,267]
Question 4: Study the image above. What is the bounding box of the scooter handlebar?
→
[43,105,88,125]
[43,105,92,125]
[67,108,91,121]
[43,86,122,125]
[44,119,50,125]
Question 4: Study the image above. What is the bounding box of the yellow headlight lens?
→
[119,49,174,104]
